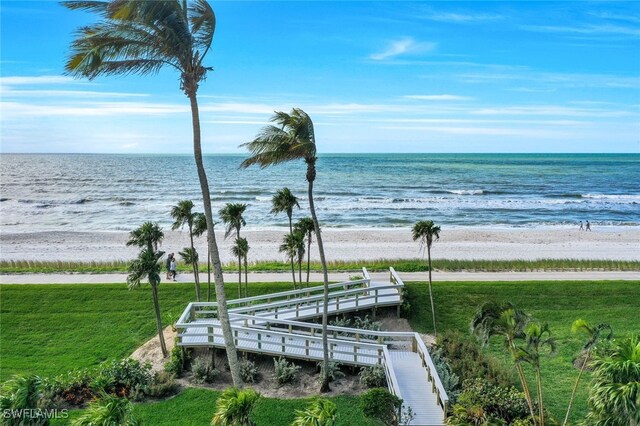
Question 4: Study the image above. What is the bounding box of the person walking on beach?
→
[579,221,584,231]
[170,257,177,281]
[586,220,591,231]
[165,253,174,279]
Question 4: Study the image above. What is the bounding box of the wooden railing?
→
[414,335,449,416]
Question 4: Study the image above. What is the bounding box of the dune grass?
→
[1,257,638,274]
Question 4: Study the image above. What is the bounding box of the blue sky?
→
[1,1,639,153]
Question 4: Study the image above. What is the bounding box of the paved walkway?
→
[0,270,637,284]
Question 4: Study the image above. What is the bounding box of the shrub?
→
[292,398,337,426]
[0,375,49,426]
[72,393,140,426]
[192,357,219,384]
[92,358,154,398]
[41,370,95,407]
[359,365,386,388]
[211,387,260,426]
[436,330,512,386]
[430,347,460,403]
[146,371,180,398]
[318,361,344,383]
[239,359,259,384]
[273,357,301,386]
[165,344,189,377]
[360,388,402,426]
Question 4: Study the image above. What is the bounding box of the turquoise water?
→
[1,153,638,232]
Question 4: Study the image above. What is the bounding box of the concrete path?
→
[0,270,637,284]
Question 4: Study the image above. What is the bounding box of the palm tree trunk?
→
[510,341,537,425]
[244,255,248,298]
[427,245,437,336]
[298,257,302,287]
[306,159,331,393]
[536,368,545,426]
[563,348,591,426]
[189,226,201,301]
[192,263,200,300]
[238,254,242,298]
[290,256,297,290]
[306,235,311,287]
[151,282,168,357]
[207,244,211,302]
[187,91,242,388]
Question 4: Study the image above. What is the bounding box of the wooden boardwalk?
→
[176,268,448,425]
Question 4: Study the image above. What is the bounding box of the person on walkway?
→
[170,257,177,281]
[586,220,591,231]
[579,221,584,231]
[165,253,174,279]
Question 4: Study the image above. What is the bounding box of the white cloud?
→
[369,37,437,61]
[404,94,473,101]
[0,75,76,85]
[521,24,640,37]
[421,11,503,23]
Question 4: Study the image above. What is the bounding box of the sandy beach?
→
[1,227,638,262]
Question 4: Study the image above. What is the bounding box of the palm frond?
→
[189,0,216,53]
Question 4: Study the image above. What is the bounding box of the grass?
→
[1,257,638,273]
[403,280,640,422]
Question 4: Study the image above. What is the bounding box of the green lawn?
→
[404,280,640,422]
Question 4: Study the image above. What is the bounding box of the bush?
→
[92,358,154,398]
[436,330,512,387]
[273,357,301,386]
[41,370,95,407]
[72,393,140,426]
[359,365,386,388]
[211,387,260,426]
[430,347,460,404]
[192,357,219,384]
[0,375,49,426]
[318,361,345,383]
[239,359,259,384]
[165,344,189,377]
[292,398,338,426]
[446,378,532,425]
[146,371,180,398]
[360,388,402,426]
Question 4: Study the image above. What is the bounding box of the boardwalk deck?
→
[176,268,448,425]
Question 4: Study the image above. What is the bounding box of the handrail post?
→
[208,326,213,344]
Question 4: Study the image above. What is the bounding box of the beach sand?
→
[1,227,638,262]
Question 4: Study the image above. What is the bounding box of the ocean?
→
[1,153,638,232]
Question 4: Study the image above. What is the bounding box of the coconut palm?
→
[127,247,167,357]
[293,231,306,287]
[64,0,242,387]
[292,398,338,426]
[126,221,163,253]
[279,233,299,290]
[193,212,212,301]
[563,320,613,426]
[412,220,440,336]
[470,301,536,423]
[0,375,47,426]
[171,200,200,301]
[232,237,249,298]
[220,203,247,298]
[294,217,315,287]
[516,322,557,426]
[271,187,300,234]
[72,393,140,426]
[241,108,332,392]
[585,335,639,426]
[179,247,200,300]
[211,387,260,426]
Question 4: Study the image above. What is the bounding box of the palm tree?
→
[412,220,441,336]
[279,233,299,290]
[516,322,557,426]
[241,108,332,392]
[271,187,300,234]
[0,375,47,426]
[232,237,249,298]
[127,247,167,357]
[211,387,260,426]
[294,231,305,287]
[292,398,338,426]
[220,203,247,298]
[563,320,613,426]
[193,212,212,301]
[126,221,163,253]
[64,0,242,387]
[585,335,640,426]
[294,217,315,287]
[73,393,140,426]
[179,247,200,300]
[171,199,200,301]
[470,301,537,424]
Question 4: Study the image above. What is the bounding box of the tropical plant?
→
[192,357,219,384]
[126,221,163,253]
[220,203,247,298]
[239,359,259,384]
[516,323,557,426]
[294,217,315,287]
[360,388,402,426]
[563,320,613,426]
[72,393,140,426]
[470,301,536,423]
[584,335,640,426]
[0,375,47,426]
[211,387,260,426]
[359,365,386,388]
[241,108,332,391]
[179,247,200,300]
[231,237,249,298]
[193,212,212,301]
[273,357,301,386]
[271,187,300,234]
[171,200,201,301]
[165,343,189,377]
[279,233,300,290]
[411,220,440,336]
[64,0,242,387]
[127,246,167,357]
[318,361,344,383]
[292,398,337,426]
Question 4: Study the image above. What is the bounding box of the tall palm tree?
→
[126,221,164,253]
[294,217,315,287]
[193,212,212,301]
[64,0,242,387]
[279,233,299,290]
[586,335,640,426]
[240,108,332,391]
[220,203,247,298]
[563,320,613,426]
[412,220,441,336]
[179,247,200,300]
[470,301,537,424]
[293,231,305,288]
[232,237,249,298]
[127,247,167,357]
[171,199,200,301]
[516,322,557,426]
[271,187,300,234]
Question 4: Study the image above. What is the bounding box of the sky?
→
[1,1,639,154]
